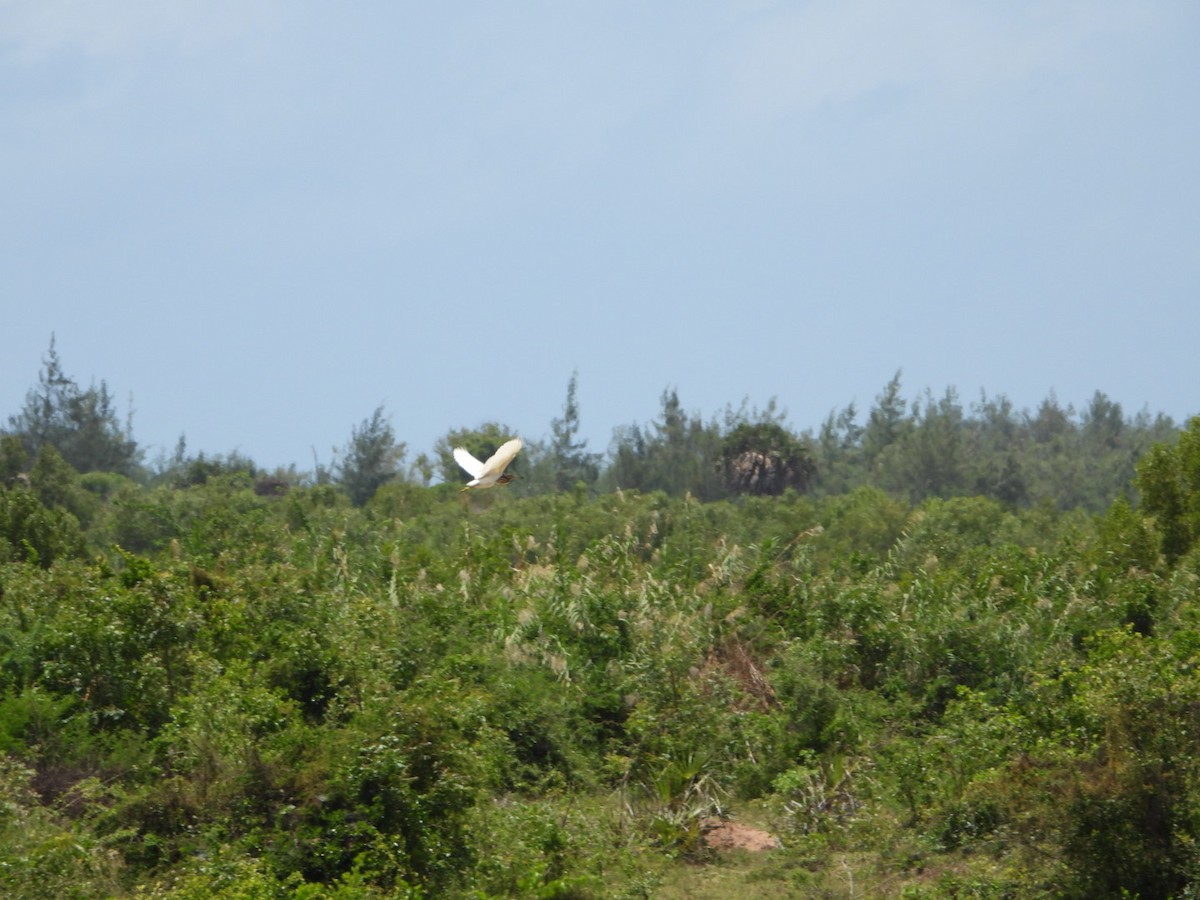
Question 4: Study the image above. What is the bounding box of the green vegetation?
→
[1,346,1198,897]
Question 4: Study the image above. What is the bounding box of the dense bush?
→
[1,423,1199,896]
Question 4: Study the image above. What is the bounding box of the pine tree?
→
[6,337,141,476]
[549,372,600,491]
[336,406,405,506]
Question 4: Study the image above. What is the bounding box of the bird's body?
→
[453,437,523,491]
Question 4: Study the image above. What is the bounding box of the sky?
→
[3,1,1198,473]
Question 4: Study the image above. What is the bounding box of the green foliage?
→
[0,435,29,483]
[863,370,909,465]
[893,387,968,500]
[1,371,1199,896]
[922,629,1200,898]
[1096,497,1160,574]
[813,374,1177,511]
[30,444,101,529]
[0,756,124,899]
[1137,415,1200,563]
[336,407,406,507]
[155,436,260,490]
[546,372,601,493]
[0,481,86,566]
[819,485,909,565]
[5,337,142,477]
[605,388,726,500]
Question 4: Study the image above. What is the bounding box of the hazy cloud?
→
[0,0,279,61]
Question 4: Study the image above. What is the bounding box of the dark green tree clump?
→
[812,371,1176,511]
[6,338,141,477]
[1136,415,1200,562]
[335,405,406,506]
[605,388,729,500]
[547,372,601,492]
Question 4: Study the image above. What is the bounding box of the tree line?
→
[3,341,1181,512]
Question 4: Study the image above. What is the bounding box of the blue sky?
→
[3,1,1198,472]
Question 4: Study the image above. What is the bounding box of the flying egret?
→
[453,437,523,491]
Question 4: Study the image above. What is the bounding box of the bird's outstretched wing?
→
[453,446,485,478]
[481,438,523,478]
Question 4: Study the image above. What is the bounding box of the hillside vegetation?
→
[2,347,1200,897]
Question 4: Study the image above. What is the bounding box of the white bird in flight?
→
[453,437,523,492]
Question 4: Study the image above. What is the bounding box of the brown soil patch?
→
[700,818,781,852]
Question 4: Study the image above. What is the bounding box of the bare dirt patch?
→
[701,818,781,852]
